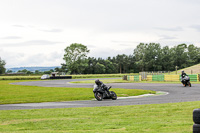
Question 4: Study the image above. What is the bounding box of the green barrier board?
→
[179,74,198,82]
[152,75,164,81]
[188,74,198,82]
[134,75,140,81]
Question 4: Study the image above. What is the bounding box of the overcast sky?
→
[1,0,200,68]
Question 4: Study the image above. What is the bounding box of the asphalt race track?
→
[1,79,200,110]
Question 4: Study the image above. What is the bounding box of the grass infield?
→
[0,80,155,104]
[0,101,198,132]
[0,80,198,132]
[0,73,136,80]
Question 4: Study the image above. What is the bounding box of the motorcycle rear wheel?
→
[95,92,103,101]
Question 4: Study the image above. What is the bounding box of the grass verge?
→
[0,74,136,80]
[0,101,198,132]
[0,80,155,104]
[0,76,41,80]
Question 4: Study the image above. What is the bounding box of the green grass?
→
[0,101,198,132]
[0,76,41,80]
[0,80,155,104]
[0,79,197,132]
[0,73,136,80]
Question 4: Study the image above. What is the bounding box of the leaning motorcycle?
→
[93,85,117,101]
[181,75,191,87]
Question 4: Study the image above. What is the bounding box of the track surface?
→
[1,79,200,110]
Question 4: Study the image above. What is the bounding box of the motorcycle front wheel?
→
[188,81,192,87]
[110,91,117,100]
[95,92,103,101]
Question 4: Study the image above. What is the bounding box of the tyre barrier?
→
[193,109,200,133]
[49,76,72,79]
[123,75,127,80]
[127,75,141,81]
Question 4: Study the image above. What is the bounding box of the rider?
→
[95,79,110,96]
[181,71,187,83]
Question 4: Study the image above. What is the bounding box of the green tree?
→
[44,71,51,74]
[27,71,33,75]
[35,70,40,74]
[171,44,188,69]
[63,43,90,74]
[50,69,54,72]
[104,60,115,74]
[54,67,60,72]
[127,55,136,73]
[116,54,129,73]
[94,62,105,74]
[134,43,162,71]
[187,44,200,65]
[18,69,28,74]
[6,70,12,73]
[145,43,162,71]
[0,57,6,74]
[160,46,174,71]
[134,43,146,71]
[84,57,97,74]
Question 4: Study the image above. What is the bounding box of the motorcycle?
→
[181,75,191,87]
[93,84,117,101]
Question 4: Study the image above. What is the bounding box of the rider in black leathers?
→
[181,71,187,84]
[94,79,110,96]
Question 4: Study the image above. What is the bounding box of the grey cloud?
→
[0,50,25,68]
[26,54,47,64]
[23,52,63,67]
[155,26,183,31]
[47,51,63,60]
[40,29,63,33]
[0,40,63,47]
[190,25,200,32]
[111,41,137,44]
[2,51,62,68]
[12,25,25,28]
[159,35,177,40]
[111,41,138,47]
[89,47,133,59]
[115,43,136,47]
[1,36,22,39]
[25,40,63,45]
[87,45,96,48]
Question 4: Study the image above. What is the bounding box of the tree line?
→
[0,57,6,74]
[61,43,200,74]
[0,43,200,75]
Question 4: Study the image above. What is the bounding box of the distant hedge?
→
[0,76,41,80]
[71,73,138,79]
[0,73,138,80]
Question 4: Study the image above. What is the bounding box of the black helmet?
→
[95,79,100,84]
[182,71,184,73]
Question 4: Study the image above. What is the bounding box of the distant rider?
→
[94,79,110,96]
[181,71,187,83]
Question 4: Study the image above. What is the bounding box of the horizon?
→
[6,66,61,69]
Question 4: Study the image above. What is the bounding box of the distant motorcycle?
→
[93,85,117,101]
[181,75,191,87]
